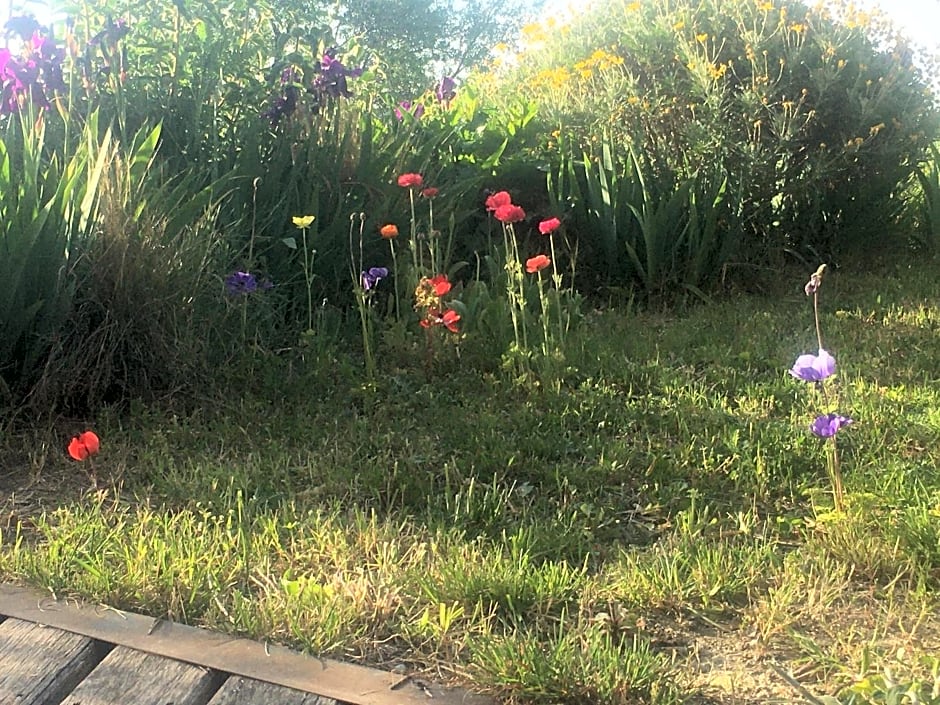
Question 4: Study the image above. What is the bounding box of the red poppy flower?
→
[484,191,512,212]
[420,308,461,332]
[525,254,551,273]
[68,431,100,461]
[494,203,526,224]
[421,187,439,199]
[380,223,399,239]
[429,274,452,296]
[538,217,562,235]
[397,173,424,188]
[440,309,460,332]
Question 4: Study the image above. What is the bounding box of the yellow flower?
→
[673,20,685,30]
[627,1,641,10]
[292,215,315,228]
[696,33,709,43]
[789,22,806,33]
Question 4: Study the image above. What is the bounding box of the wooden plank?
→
[208,675,336,705]
[59,645,223,705]
[0,617,107,705]
[0,583,494,705]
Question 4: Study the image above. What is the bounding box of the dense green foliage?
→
[0,0,937,409]
[475,0,939,289]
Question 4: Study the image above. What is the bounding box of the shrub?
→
[473,0,940,290]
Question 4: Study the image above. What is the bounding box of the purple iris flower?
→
[314,49,363,99]
[361,267,388,291]
[810,413,853,438]
[790,349,836,382]
[0,29,66,114]
[436,76,456,102]
[225,271,258,295]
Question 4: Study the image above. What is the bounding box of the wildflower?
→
[538,217,561,235]
[420,308,461,333]
[361,267,389,291]
[495,203,526,224]
[421,187,439,199]
[68,431,100,461]
[484,191,512,212]
[436,76,457,102]
[398,173,424,188]
[314,49,363,99]
[429,274,452,296]
[380,223,399,239]
[810,413,853,438]
[225,271,259,295]
[292,215,315,228]
[790,348,836,382]
[526,254,551,273]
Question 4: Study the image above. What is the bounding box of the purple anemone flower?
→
[790,349,836,382]
[810,413,853,438]
[361,267,388,291]
[225,271,258,295]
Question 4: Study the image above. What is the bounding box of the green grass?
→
[2,259,940,704]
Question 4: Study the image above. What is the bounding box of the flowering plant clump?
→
[0,29,66,114]
[486,190,531,368]
[262,48,363,124]
[789,264,852,511]
[415,274,459,333]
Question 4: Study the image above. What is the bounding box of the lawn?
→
[2,258,939,704]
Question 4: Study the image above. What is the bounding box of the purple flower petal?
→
[810,413,853,438]
[790,348,836,382]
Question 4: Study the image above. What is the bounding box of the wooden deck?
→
[0,583,492,705]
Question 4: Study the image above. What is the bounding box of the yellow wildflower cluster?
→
[573,49,625,79]
[532,66,573,90]
[687,57,729,81]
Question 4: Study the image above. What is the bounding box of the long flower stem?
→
[827,439,845,512]
[814,291,824,351]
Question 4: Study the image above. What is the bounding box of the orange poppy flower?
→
[380,223,399,239]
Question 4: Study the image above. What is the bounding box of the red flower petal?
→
[525,254,551,273]
[484,191,512,212]
[397,173,424,188]
[79,431,100,456]
[538,217,561,235]
[494,204,526,224]
[429,274,452,296]
[68,436,88,461]
[442,309,461,333]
